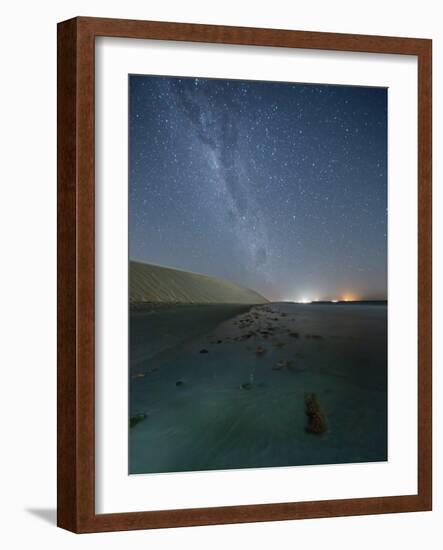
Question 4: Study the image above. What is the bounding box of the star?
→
[129,75,387,300]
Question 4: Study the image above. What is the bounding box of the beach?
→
[129,302,387,474]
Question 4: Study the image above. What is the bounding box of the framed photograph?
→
[57,17,432,532]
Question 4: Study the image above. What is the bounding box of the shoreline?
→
[129,302,387,474]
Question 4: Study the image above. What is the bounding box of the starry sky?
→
[129,75,387,302]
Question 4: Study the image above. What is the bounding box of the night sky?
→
[129,75,387,302]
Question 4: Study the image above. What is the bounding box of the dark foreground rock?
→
[305,393,327,434]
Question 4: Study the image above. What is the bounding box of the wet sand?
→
[129,302,387,474]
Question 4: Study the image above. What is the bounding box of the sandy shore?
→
[129,302,387,474]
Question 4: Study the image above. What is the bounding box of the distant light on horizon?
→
[296,297,313,304]
[293,295,358,304]
[342,293,358,302]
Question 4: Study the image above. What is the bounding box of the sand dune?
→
[130,260,268,304]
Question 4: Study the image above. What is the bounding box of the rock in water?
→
[273,360,290,370]
[304,393,327,434]
[272,341,286,348]
[129,413,147,428]
[199,348,209,354]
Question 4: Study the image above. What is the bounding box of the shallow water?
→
[129,302,387,474]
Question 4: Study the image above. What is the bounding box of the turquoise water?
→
[129,303,387,474]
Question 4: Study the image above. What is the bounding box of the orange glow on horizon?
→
[341,293,359,302]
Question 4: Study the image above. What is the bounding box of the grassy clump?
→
[304,393,327,435]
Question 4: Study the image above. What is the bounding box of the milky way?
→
[129,75,387,301]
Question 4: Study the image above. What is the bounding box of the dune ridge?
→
[130,260,268,305]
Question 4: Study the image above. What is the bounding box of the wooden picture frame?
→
[57,16,432,533]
